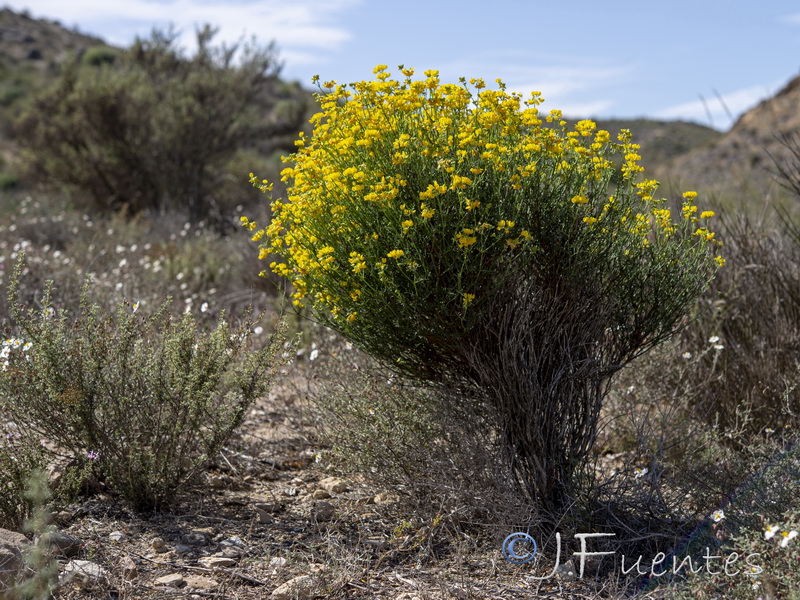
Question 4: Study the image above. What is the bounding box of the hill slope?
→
[657,74,800,202]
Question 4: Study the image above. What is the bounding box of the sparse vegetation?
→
[0,8,798,599]
[1,256,286,511]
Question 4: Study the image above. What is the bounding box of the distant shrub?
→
[0,172,19,190]
[14,26,301,225]
[248,66,722,516]
[81,44,117,66]
[0,257,286,511]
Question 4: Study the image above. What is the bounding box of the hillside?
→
[0,8,108,185]
[657,74,800,203]
[592,118,722,172]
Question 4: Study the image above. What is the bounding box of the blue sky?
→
[8,0,800,130]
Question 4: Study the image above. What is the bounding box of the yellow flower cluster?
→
[246,65,722,321]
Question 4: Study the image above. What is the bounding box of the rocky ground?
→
[0,378,650,600]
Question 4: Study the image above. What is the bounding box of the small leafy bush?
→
[248,66,722,515]
[0,258,286,511]
[0,426,47,530]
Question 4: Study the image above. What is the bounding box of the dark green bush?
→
[81,44,118,66]
[14,26,306,224]
[0,257,286,511]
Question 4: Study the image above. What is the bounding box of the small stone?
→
[60,559,108,590]
[53,510,74,525]
[220,536,247,552]
[42,531,83,557]
[269,556,288,569]
[0,528,31,587]
[119,555,138,579]
[318,477,349,493]
[198,556,237,569]
[311,489,331,500]
[283,486,300,496]
[151,536,167,552]
[184,574,218,591]
[271,574,316,600]
[155,573,185,588]
[312,501,335,522]
[254,502,284,514]
[254,507,273,524]
[109,530,127,543]
[373,492,401,505]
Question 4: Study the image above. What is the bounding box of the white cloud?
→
[431,52,631,117]
[780,12,800,25]
[655,84,775,129]
[11,0,359,62]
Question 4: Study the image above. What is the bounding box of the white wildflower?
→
[780,530,798,547]
[765,525,779,539]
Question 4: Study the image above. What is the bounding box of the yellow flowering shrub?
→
[247,66,722,511]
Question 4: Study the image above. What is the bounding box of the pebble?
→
[254,506,273,524]
[109,530,127,543]
[155,573,185,588]
[198,556,237,569]
[151,536,167,552]
[270,557,288,569]
[184,574,218,591]
[318,476,349,493]
[119,555,138,579]
[60,560,108,590]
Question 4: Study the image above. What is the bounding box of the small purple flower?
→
[87,450,100,461]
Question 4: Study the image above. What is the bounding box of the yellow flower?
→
[714,255,726,267]
[464,198,481,211]
[700,211,715,219]
[387,249,405,259]
[571,195,589,205]
[456,228,477,248]
[402,219,414,233]
[463,293,475,308]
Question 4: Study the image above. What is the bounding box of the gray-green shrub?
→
[0,257,286,511]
